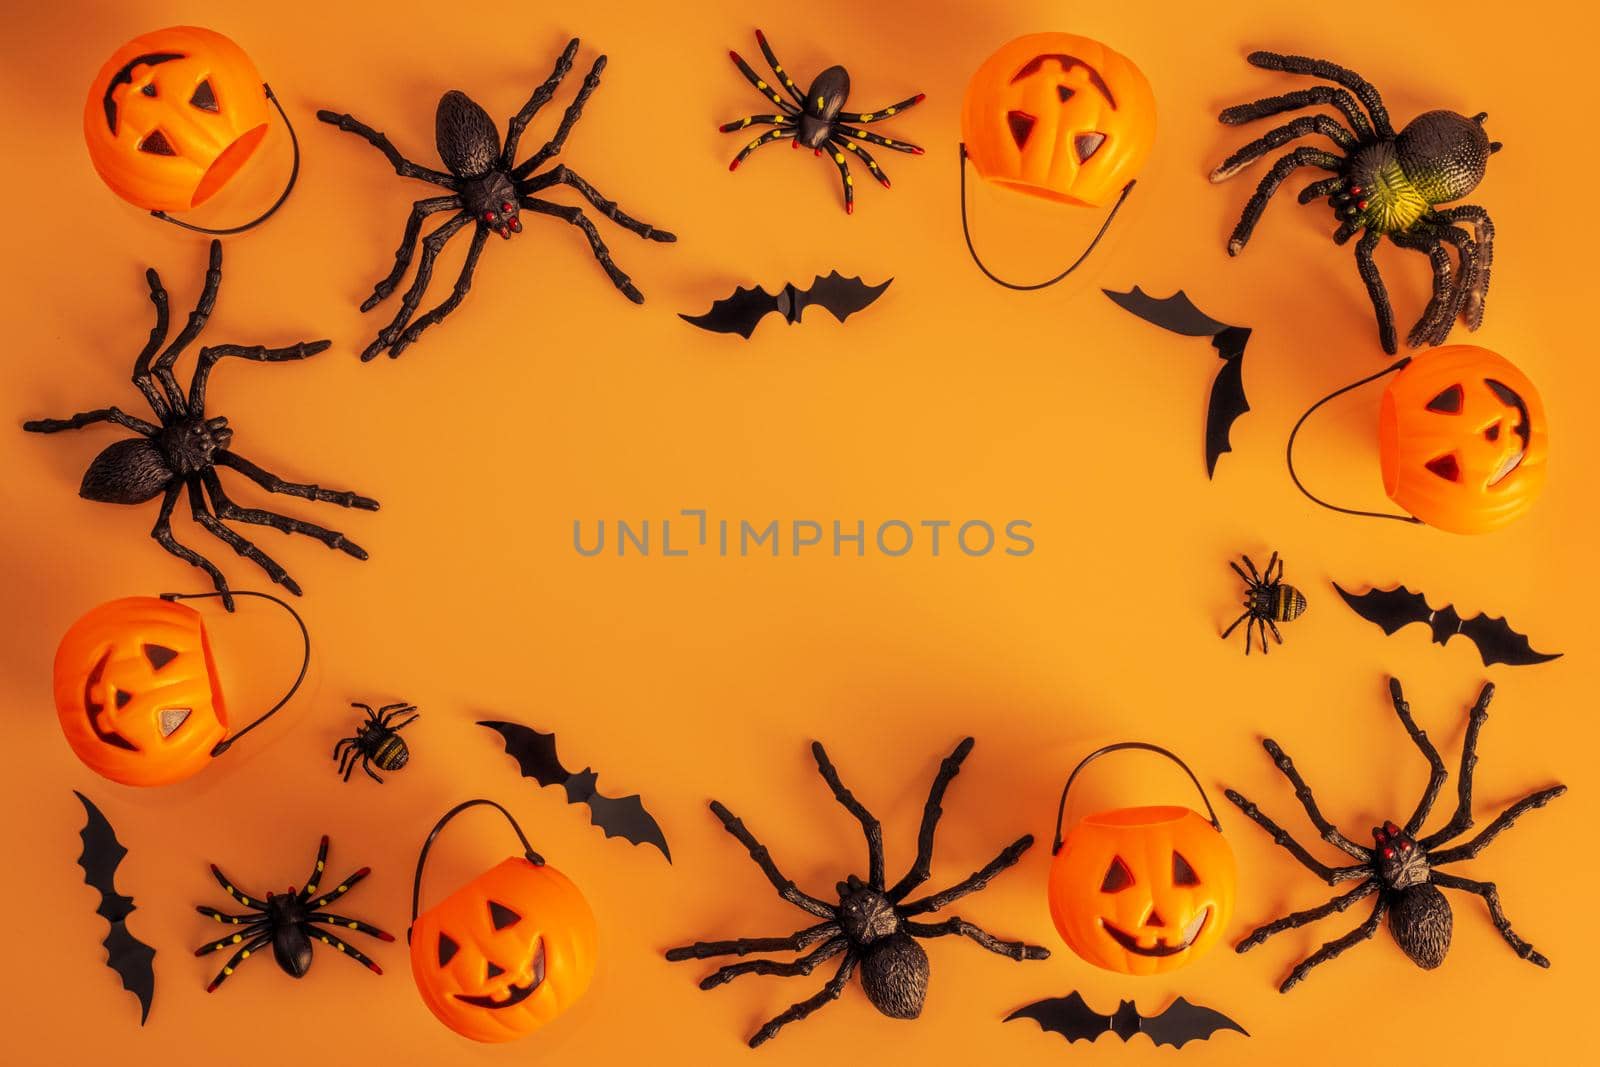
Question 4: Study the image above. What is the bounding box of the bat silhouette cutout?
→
[1333,583,1562,667]
[1104,286,1252,478]
[1006,991,1247,1049]
[479,720,671,861]
[73,791,156,1024]
[680,272,892,339]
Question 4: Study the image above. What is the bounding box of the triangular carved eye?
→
[1173,851,1201,886]
[1006,110,1036,149]
[139,130,176,155]
[144,644,178,670]
[141,84,157,97]
[1101,855,1134,893]
[158,708,190,737]
[437,933,458,968]
[1426,385,1463,413]
[488,901,521,930]
[1426,454,1461,482]
[1074,132,1106,162]
[485,961,505,979]
[114,690,132,709]
[190,80,218,112]
[1057,85,1075,103]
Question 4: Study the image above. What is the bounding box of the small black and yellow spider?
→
[1221,551,1307,655]
[333,701,419,783]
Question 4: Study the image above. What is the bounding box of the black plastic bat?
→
[1333,583,1561,667]
[1006,991,1247,1049]
[1104,286,1251,478]
[73,791,156,1024]
[680,272,892,339]
[479,720,671,861]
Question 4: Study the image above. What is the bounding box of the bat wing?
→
[1004,992,1110,1043]
[1457,612,1562,667]
[1334,582,1433,636]
[795,272,892,325]
[1104,286,1231,337]
[574,775,672,862]
[478,721,570,788]
[1142,996,1248,1049]
[680,284,782,339]
[74,791,155,1024]
[1205,326,1252,478]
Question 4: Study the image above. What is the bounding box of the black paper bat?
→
[1104,286,1252,478]
[1333,583,1561,667]
[1006,991,1247,1049]
[680,272,892,338]
[73,791,156,1024]
[479,720,671,861]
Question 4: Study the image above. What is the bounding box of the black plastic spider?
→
[194,835,393,991]
[22,240,376,609]
[666,737,1047,1047]
[720,29,925,214]
[317,38,675,361]
[333,701,419,783]
[1211,51,1500,354]
[1221,551,1307,655]
[1227,678,1564,992]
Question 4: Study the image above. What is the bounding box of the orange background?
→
[2,1,1595,1064]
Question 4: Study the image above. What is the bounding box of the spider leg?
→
[1225,147,1342,255]
[747,952,857,1049]
[315,110,457,187]
[1435,205,1494,329]
[1392,231,1456,348]
[303,866,373,911]
[1212,115,1356,181]
[204,472,369,561]
[726,128,795,171]
[196,905,268,927]
[903,917,1050,960]
[521,196,647,303]
[1355,228,1399,354]
[1242,554,1263,582]
[808,742,885,888]
[204,932,273,992]
[1432,223,1481,339]
[1236,878,1378,952]
[1244,51,1395,137]
[818,142,856,214]
[186,479,301,596]
[838,93,926,125]
[1375,678,1450,834]
[752,29,807,108]
[1431,873,1550,967]
[308,927,384,975]
[1420,684,1493,849]
[1265,617,1284,644]
[1224,787,1370,884]
[341,750,358,781]
[389,226,489,358]
[209,862,269,910]
[150,239,226,416]
[665,921,840,962]
[1255,617,1268,654]
[333,737,354,760]
[521,164,676,242]
[214,452,378,511]
[719,113,796,133]
[308,912,396,943]
[361,756,384,784]
[512,54,607,178]
[1428,785,1566,866]
[294,836,330,901]
[887,737,974,902]
[377,702,411,717]
[384,716,419,736]
[361,212,471,360]
[1221,608,1252,641]
[1298,175,1346,204]
[724,46,801,117]
[359,195,462,312]
[150,483,232,608]
[1332,219,1362,245]
[131,268,172,420]
[1260,739,1370,860]
[705,800,834,919]
[1267,552,1283,582]
[1220,85,1376,141]
[832,138,891,190]
[188,340,331,413]
[835,124,923,155]
[193,922,270,955]
[901,835,1034,916]
[1278,895,1388,993]
[697,936,848,990]
[22,407,160,436]
[501,37,579,168]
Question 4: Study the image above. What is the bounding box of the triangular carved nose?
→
[1146,910,1167,928]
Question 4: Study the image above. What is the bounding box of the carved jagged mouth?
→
[1102,908,1209,957]
[454,940,545,1009]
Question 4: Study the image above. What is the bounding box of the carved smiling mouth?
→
[1102,908,1209,957]
[454,939,545,1009]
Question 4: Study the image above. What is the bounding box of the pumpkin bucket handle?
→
[1285,357,1422,523]
[1052,741,1221,854]
[151,83,301,236]
[958,144,1135,291]
[160,588,308,757]
[410,798,545,943]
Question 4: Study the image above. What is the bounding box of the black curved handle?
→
[1051,741,1222,854]
[409,799,544,942]
[151,83,301,236]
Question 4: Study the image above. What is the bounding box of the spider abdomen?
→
[370,731,409,772]
[81,438,172,504]
[797,65,850,148]
[1397,110,1493,206]
[859,932,929,1020]
[435,90,501,179]
[273,921,314,978]
[1389,882,1452,969]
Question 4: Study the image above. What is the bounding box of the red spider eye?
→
[1399,840,1412,852]
[1382,846,1395,860]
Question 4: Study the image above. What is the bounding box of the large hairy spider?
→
[22,240,376,608]
[195,835,393,991]
[1227,678,1564,992]
[318,38,675,361]
[1220,551,1307,655]
[666,737,1047,1047]
[720,29,925,214]
[1211,51,1500,355]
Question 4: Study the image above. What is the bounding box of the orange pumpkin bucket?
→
[1048,743,1236,976]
